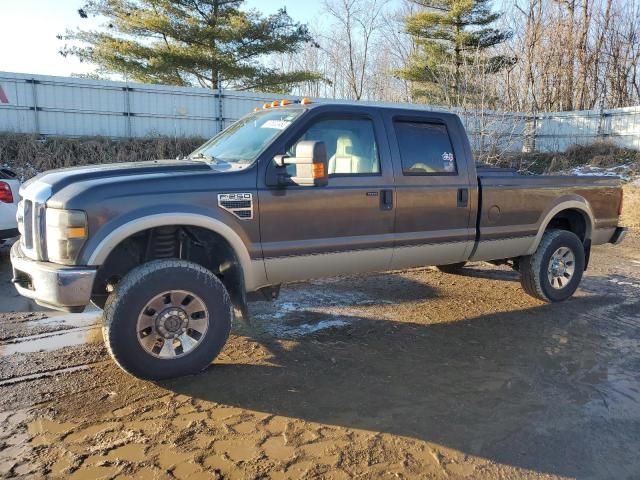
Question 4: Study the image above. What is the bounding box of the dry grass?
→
[489,142,640,175]
[622,184,640,229]
[0,134,205,180]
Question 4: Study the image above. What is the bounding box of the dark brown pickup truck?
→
[11,101,626,379]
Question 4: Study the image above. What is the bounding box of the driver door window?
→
[287,118,380,177]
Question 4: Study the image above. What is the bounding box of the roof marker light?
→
[263,102,271,109]
[301,97,312,105]
[281,99,291,106]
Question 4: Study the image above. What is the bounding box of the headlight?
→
[45,208,88,265]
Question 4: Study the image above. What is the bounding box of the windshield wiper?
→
[188,152,218,163]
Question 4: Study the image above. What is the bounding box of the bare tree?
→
[320,0,390,100]
[500,0,640,112]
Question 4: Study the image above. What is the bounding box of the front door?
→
[382,112,477,269]
[257,109,395,284]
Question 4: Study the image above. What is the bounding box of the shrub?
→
[0,134,205,180]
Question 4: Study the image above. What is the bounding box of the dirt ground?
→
[0,230,639,479]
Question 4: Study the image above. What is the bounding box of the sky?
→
[0,0,323,78]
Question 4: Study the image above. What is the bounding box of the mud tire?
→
[520,229,585,302]
[102,259,232,380]
[436,262,467,274]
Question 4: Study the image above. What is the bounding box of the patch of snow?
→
[251,286,387,338]
[608,278,640,289]
[266,319,351,338]
[567,164,633,181]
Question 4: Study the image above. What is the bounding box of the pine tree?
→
[398,0,512,105]
[61,0,321,92]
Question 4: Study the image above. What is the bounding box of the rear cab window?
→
[394,121,457,175]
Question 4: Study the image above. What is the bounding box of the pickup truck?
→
[11,101,626,380]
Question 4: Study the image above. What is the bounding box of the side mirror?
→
[273,141,328,187]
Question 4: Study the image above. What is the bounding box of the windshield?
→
[190,108,304,166]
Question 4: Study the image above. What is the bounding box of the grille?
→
[23,200,33,249]
[218,193,253,220]
[234,209,252,219]
[220,200,251,210]
[17,180,52,260]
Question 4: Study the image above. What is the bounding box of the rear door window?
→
[394,121,457,175]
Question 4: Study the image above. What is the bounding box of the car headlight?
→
[45,208,88,265]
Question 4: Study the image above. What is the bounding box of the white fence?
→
[1,71,639,152]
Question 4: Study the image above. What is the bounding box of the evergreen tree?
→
[398,0,512,105]
[61,0,321,92]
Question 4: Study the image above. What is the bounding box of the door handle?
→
[457,188,469,208]
[381,189,393,210]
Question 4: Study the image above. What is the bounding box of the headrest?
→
[336,135,353,156]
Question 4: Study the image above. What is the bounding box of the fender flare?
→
[527,199,594,255]
[85,213,265,290]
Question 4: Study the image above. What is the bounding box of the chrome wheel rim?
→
[547,247,576,290]
[136,290,209,359]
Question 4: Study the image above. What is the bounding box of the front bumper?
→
[609,227,627,245]
[10,242,97,312]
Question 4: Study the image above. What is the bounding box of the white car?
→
[0,169,20,243]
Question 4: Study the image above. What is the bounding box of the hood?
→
[22,159,212,197]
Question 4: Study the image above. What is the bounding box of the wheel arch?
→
[527,199,594,255]
[85,213,265,291]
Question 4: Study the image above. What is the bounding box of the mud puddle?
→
[0,312,100,356]
[0,326,101,356]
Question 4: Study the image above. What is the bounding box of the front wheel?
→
[520,229,585,302]
[103,259,232,380]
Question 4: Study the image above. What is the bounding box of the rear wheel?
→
[520,229,585,302]
[436,262,467,274]
[103,259,232,380]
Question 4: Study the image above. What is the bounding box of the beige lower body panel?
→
[391,241,471,270]
[592,227,615,245]
[264,241,476,284]
[470,236,536,262]
[264,249,392,284]
[245,259,270,291]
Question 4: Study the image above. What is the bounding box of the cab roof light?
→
[271,100,280,108]
[263,102,271,109]
[300,97,312,105]
[280,99,291,106]
[254,107,261,112]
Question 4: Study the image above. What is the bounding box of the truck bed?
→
[470,168,622,261]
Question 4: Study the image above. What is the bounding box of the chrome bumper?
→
[609,227,627,245]
[10,242,97,312]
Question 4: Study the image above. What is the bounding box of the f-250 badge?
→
[218,193,253,220]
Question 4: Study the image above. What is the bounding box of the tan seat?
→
[328,135,374,174]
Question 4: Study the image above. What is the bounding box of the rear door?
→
[382,111,477,269]
[257,106,395,284]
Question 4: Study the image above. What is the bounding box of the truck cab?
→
[258,103,477,282]
[11,101,626,380]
